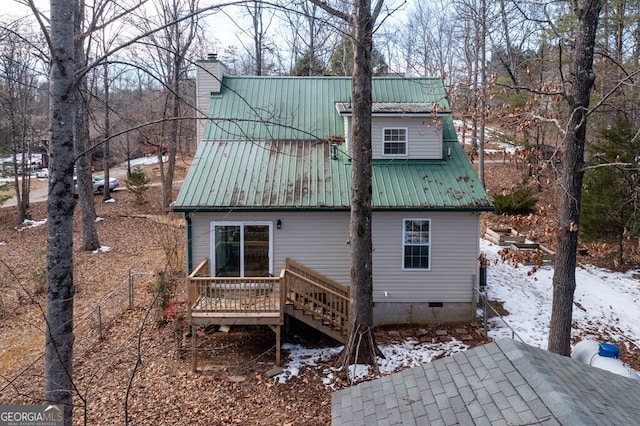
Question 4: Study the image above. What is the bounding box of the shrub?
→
[492,186,537,215]
[0,182,11,207]
[125,166,150,204]
[154,271,176,322]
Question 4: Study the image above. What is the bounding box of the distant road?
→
[2,167,129,208]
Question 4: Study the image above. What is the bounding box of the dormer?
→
[335,102,452,160]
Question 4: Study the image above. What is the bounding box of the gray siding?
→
[188,210,479,303]
[189,211,351,284]
[371,211,480,303]
[372,116,442,160]
[195,60,224,143]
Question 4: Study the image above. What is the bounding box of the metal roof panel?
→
[174,137,492,211]
[202,77,449,142]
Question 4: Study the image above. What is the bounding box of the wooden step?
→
[283,305,346,344]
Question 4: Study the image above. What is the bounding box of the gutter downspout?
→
[185,213,192,273]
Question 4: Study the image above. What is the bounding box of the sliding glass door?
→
[211,222,272,277]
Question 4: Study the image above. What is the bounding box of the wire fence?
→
[0,269,157,405]
[74,269,154,356]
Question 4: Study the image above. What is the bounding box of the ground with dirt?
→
[0,157,635,425]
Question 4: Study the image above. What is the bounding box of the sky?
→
[7,0,411,74]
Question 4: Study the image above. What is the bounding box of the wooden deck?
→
[187,258,350,370]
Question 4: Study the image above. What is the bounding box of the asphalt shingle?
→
[331,338,640,425]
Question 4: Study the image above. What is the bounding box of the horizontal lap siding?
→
[190,213,212,271]
[189,211,351,284]
[371,211,479,303]
[372,117,442,159]
[189,211,480,303]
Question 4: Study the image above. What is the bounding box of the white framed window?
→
[402,219,431,270]
[383,127,408,156]
[210,221,273,277]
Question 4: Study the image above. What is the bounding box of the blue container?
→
[598,342,620,359]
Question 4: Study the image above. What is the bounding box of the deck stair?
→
[282,258,349,344]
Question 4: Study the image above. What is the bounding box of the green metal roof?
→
[202,76,450,141]
[173,137,492,211]
[174,76,492,212]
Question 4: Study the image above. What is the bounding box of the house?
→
[331,338,640,425]
[173,56,493,367]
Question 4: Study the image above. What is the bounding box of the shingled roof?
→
[331,339,640,426]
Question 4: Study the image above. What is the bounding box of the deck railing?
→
[283,258,350,337]
[187,259,281,315]
[188,258,350,337]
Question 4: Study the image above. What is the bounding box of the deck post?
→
[276,325,281,366]
[268,324,282,366]
[191,324,197,372]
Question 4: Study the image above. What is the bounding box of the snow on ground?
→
[0,155,164,184]
[16,218,47,231]
[453,120,518,154]
[278,238,640,384]
[92,246,112,254]
[127,155,166,168]
[483,239,640,351]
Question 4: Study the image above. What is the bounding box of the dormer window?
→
[383,128,408,156]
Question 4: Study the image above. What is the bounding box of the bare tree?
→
[0,18,47,224]
[309,0,385,367]
[548,0,604,356]
[134,0,202,212]
[233,0,278,75]
[277,0,338,75]
[401,2,459,86]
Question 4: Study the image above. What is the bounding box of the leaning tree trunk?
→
[46,0,77,423]
[341,0,382,367]
[548,0,603,356]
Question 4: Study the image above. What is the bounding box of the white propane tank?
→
[572,340,640,380]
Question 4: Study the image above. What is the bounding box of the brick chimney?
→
[195,53,226,145]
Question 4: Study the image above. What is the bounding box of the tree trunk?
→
[46,0,77,422]
[548,0,603,356]
[103,61,112,201]
[11,140,26,224]
[162,61,179,213]
[341,0,382,367]
[252,0,263,76]
[74,0,100,251]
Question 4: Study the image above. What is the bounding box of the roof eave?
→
[173,205,494,213]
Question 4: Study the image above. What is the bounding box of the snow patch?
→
[16,218,47,231]
[92,246,112,254]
